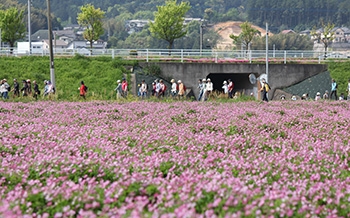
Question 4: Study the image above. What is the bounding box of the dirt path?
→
[212,21,268,50]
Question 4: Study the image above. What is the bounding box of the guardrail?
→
[1,48,347,63]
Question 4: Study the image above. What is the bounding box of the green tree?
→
[229,21,260,52]
[251,33,313,50]
[77,4,105,53]
[311,21,335,58]
[149,0,191,52]
[0,7,26,48]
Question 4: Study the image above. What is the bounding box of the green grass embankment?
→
[0,55,138,101]
[328,61,350,94]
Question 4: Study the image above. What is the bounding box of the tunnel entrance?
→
[207,73,260,97]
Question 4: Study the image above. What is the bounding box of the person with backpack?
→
[2,79,11,99]
[0,79,10,100]
[260,78,271,102]
[79,81,87,100]
[330,79,338,100]
[158,79,167,97]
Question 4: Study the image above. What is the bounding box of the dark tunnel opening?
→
[206,73,260,96]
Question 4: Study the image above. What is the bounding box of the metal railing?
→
[1,47,347,63]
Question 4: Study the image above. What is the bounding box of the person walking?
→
[260,79,271,102]
[79,81,87,100]
[330,79,338,100]
[121,78,128,98]
[197,79,204,101]
[170,79,177,97]
[2,79,10,99]
[140,80,148,98]
[227,79,234,98]
[158,79,166,97]
[21,80,28,96]
[115,80,122,99]
[222,81,228,94]
[206,78,213,100]
[1,79,10,100]
[177,80,185,99]
[33,80,40,100]
[13,79,20,97]
[26,79,32,96]
[201,78,207,101]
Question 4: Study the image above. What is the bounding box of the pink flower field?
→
[0,101,349,217]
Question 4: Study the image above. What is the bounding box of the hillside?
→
[212,21,268,50]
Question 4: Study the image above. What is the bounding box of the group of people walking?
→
[284,78,350,101]
[0,78,54,100]
[114,78,129,99]
[117,78,187,99]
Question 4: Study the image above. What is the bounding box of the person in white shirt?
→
[201,78,207,101]
[155,79,161,97]
[323,90,329,100]
[140,80,148,98]
[206,78,213,99]
[222,81,228,94]
[315,92,321,101]
[0,79,10,99]
[170,79,177,97]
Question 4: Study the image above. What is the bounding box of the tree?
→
[77,4,105,53]
[0,7,26,49]
[311,21,335,58]
[149,0,191,52]
[251,33,313,50]
[229,21,260,53]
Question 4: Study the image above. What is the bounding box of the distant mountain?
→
[12,0,350,32]
[6,0,350,32]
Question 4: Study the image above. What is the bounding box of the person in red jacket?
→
[227,79,234,98]
[121,78,128,98]
[79,81,87,99]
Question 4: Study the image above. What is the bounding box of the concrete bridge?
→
[139,62,328,100]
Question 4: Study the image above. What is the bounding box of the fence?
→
[1,47,347,63]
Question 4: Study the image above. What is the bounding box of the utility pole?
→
[28,0,32,54]
[47,0,55,90]
[200,24,203,56]
[265,22,269,83]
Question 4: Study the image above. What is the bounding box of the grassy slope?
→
[0,55,137,100]
[328,61,350,95]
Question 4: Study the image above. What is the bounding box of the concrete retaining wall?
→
[139,62,328,99]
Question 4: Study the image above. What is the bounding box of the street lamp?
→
[46,0,55,90]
